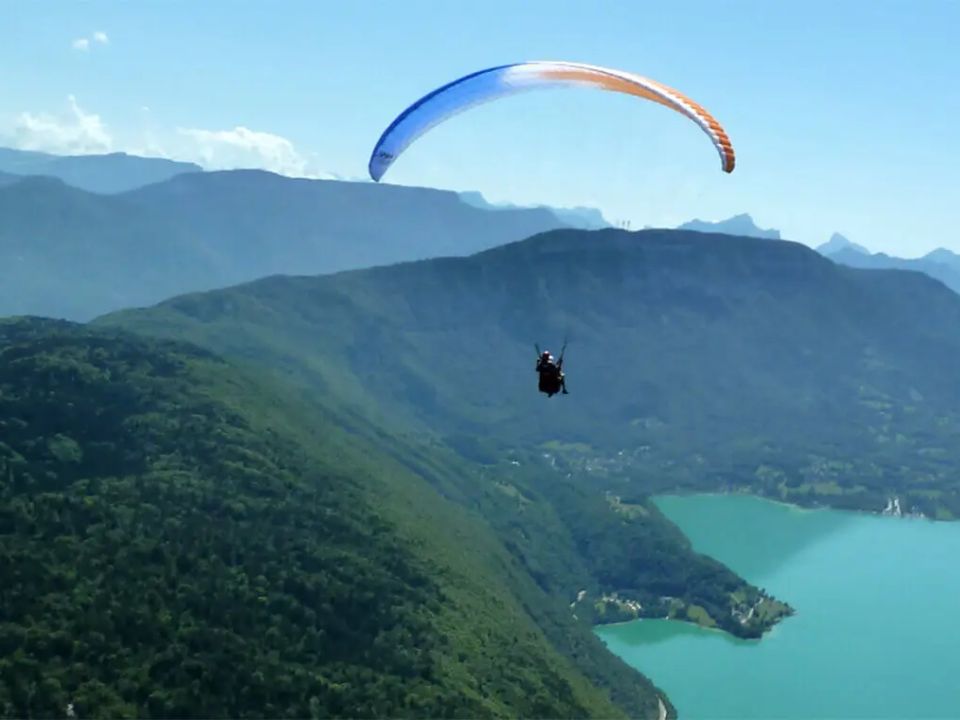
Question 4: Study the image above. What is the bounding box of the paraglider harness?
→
[535,341,568,397]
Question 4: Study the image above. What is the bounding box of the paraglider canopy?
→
[369,60,735,182]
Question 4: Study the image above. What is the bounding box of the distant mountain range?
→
[815,233,960,295]
[676,213,781,240]
[4,143,960,311]
[0,145,611,224]
[0,146,621,322]
[459,191,610,230]
[676,214,960,295]
[0,169,568,320]
[816,232,870,255]
[0,147,202,194]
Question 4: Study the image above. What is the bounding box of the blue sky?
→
[2,0,958,255]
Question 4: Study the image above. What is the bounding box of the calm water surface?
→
[595,494,960,719]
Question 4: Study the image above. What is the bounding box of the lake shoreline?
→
[590,488,937,713]
[655,487,946,523]
[596,493,960,719]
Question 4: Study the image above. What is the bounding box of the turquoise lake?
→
[595,494,960,719]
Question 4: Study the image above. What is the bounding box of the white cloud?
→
[12,95,112,155]
[5,97,345,178]
[176,125,327,178]
[71,31,108,51]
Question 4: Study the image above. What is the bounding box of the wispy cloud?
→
[176,125,330,178]
[11,95,113,155]
[5,97,344,178]
[71,30,108,51]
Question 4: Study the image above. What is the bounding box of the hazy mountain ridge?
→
[0,147,202,194]
[816,232,869,255]
[121,169,566,268]
[0,147,607,232]
[0,176,215,320]
[0,169,568,321]
[677,214,960,296]
[821,243,960,295]
[677,213,781,240]
[459,190,611,229]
